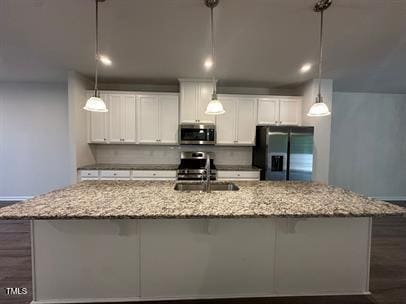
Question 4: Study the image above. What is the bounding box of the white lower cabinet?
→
[140,219,276,298]
[78,170,176,181]
[217,170,260,181]
[100,170,131,180]
[132,170,176,181]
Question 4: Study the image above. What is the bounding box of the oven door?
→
[179,124,215,145]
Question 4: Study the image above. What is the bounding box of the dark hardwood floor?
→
[0,202,405,304]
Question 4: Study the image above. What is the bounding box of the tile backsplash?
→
[94,145,252,165]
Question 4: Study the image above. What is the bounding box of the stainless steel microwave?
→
[179,124,216,145]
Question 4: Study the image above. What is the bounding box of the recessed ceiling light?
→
[99,55,112,66]
[300,63,312,73]
[204,57,213,70]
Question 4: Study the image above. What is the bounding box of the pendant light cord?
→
[210,6,217,97]
[94,0,99,97]
[317,10,324,101]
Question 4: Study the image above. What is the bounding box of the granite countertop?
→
[216,165,261,171]
[78,164,179,170]
[0,181,404,219]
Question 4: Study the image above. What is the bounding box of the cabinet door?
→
[89,93,108,143]
[138,96,159,144]
[108,94,122,143]
[257,98,279,125]
[215,97,236,145]
[236,98,257,145]
[180,82,197,123]
[196,82,215,124]
[279,98,301,125]
[121,95,137,143]
[159,95,179,144]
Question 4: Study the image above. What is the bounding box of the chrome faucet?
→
[203,154,211,193]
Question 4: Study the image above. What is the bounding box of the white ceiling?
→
[1,0,406,93]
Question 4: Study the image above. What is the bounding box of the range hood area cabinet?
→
[87,91,179,145]
[257,97,302,126]
[216,96,257,146]
[179,79,215,124]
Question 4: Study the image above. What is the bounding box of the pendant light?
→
[205,0,225,115]
[307,0,332,117]
[84,0,108,113]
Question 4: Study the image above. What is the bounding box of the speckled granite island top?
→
[0,181,405,220]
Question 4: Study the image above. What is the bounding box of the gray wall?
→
[0,82,71,198]
[329,92,406,199]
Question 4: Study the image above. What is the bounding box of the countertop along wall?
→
[0,82,71,200]
[329,92,406,200]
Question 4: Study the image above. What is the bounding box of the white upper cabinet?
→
[279,97,302,125]
[138,94,179,144]
[138,95,160,144]
[236,97,257,145]
[108,94,137,144]
[216,96,257,146]
[179,80,215,124]
[257,96,301,126]
[159,95,179,144]
[216,97,236,145]
[88,93,109,143]
[257,98,279,125]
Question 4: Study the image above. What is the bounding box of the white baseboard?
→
[0,196,33,202]
[370,196,406,202]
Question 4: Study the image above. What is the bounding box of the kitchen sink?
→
[174,182,239,192]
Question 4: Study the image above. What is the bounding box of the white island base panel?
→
[31,218,372,303]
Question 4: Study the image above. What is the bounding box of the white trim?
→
[0,196,33,202]
[370,196,406,202]
[30,291,372,304]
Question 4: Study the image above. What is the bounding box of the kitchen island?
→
[0,181,404,303]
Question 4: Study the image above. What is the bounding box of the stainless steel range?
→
[177,152,217,181]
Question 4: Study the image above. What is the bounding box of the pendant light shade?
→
[84,0,108,113]
[307,96,331,117]
[205,94,225,115]
[84,96,108,112]
[204,0,225,115]
[307,0,331,117]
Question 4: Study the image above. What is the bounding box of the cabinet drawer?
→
[100,170,131,178]
[217,171,260,180]
[80,170,99,178]
[132,170,177,179]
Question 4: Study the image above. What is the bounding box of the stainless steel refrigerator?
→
[253,126,314,181]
